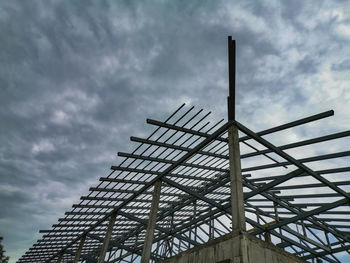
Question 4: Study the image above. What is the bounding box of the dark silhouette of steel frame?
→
[18,37,350,263]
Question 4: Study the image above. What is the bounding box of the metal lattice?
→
[18,103,350,263]
[18,37,350,263]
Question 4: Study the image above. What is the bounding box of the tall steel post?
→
[227,36,246,232]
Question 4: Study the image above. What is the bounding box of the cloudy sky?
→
[1,0,350,262]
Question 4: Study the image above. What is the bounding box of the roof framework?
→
[18,38,350,263]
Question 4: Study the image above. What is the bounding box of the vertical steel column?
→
[141,180,162,263]
[274,201,282,239]
[227,36,246,232]
[170,215,174,255]
[73,234,86,263]
[194,201,197,242]
[98,212,117,263]
[227,36,236,121]
[256,211,262,239]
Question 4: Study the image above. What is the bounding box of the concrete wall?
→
[160,231,306,263]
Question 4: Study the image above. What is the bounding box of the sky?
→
[0,0,350,262]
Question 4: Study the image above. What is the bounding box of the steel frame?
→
[18,38,350,263]
[18,104,350,263]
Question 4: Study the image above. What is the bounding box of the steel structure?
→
[18,38,350,263]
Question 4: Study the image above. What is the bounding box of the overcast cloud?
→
[1,0,350,262]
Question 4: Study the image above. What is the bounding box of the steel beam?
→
[236,121,350,200]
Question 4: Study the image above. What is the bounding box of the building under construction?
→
[18,37,350,263]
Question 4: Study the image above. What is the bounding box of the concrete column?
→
[141,180,162,263]
[73,234,86,263]
[228,124,246,231]
[98,212,117,263]
[264,231,271,243]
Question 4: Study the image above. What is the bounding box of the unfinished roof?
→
[18,38,350,263]
[18,103,350,263]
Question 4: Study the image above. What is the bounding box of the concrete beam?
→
[98,212,117,263]
[141,180,162,263]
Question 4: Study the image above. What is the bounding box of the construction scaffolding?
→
[18,38,350,263]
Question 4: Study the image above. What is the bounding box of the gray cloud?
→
[0,0,350,261]
[332,59,350,71]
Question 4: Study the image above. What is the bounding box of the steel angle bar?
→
[115,169,344,260]
[272,180,350,191]
[130,136,228,159]
[109,176,231,254]
[242,180,350,255]
[87,234,159,262]
[117,211,198,246]
[147,110,334,145]
[99,178,149,184]
[235,121,350,200]
[310,217,350,222]
[110,166,164,175]
[302,243,350,260]
[108,166,226,183]
[242,130,350,159]
[147,118,228,143]
[242,151,350,172]
[249,166,350,183]
[245,186,350,242]
[68,105,190,221]
[117,152,228,173]
[116,207,228,261]
[241,140,287,168]
[239,110,334,142]
[245,169,303,199]
[245,218,338,263]
[281,193,345,199]
[162,177,226,211]
[274,211,350,216]
[245,203,331,252]
[163,201,336,263]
